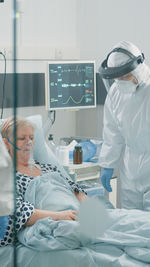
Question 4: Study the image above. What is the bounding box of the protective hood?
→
[107,40,150,86]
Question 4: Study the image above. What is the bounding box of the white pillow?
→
[26,115,58,165]
[26,115,71,179]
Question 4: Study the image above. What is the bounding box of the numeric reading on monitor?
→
[45,61,96,110]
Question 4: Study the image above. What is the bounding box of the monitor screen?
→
[45,60,96,110]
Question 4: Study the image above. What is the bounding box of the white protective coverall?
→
[99,41,150,210]
[0,133,14,215]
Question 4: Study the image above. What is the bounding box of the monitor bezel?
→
[45,60,96,111]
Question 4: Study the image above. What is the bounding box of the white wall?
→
[0,0,79,57]
[77,0,150,64]
[0,1,13,46]
[20,0,77,48]
[0,0,79,144]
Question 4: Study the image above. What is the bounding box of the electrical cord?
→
[43,110,56,139]
[0,51,6,119]
[50,110,56,125]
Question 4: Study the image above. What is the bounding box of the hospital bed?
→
[0,115,150,267]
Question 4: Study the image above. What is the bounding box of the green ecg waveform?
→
[63,95,86,105]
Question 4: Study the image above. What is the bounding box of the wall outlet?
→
[55,48,63,59]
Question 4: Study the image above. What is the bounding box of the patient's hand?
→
[56,210,77,221]
[25,208,77,226]
[75,192,89,202]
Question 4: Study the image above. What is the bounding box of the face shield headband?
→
[98,47,145,80]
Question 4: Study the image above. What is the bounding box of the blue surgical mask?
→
[115,80,138,94]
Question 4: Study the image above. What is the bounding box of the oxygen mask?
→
[21,139,32,152]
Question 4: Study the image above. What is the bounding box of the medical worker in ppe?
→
[98,40,150,210]
[0,133,14,239]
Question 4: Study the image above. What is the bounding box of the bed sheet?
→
[1,172,150,267]
[0,242,150,267]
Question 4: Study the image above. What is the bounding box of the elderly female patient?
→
[0,117,88,247]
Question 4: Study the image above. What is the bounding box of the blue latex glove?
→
[100,168,114,192]
[0,216,9,240]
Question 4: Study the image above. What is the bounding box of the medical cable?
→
[7,138,21,151]
[0,51,6,119]
[48,110,56,126]
[43,110,56,139]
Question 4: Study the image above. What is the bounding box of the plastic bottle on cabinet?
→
[73,146,83,164]
[56,145,69,165]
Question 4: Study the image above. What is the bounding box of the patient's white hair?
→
[1,117,36,139]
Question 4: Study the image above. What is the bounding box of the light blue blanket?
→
[16,172,150,266]
[0,172,149,267]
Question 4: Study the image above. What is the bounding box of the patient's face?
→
[9,126,34,163]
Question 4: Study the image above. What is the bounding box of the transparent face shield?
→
[98,64,134,93]
[101,73,139,94]
[102,78,115,93]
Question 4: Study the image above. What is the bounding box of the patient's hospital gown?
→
[0,163,85,247]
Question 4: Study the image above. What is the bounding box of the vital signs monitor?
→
[45,61,96,110]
